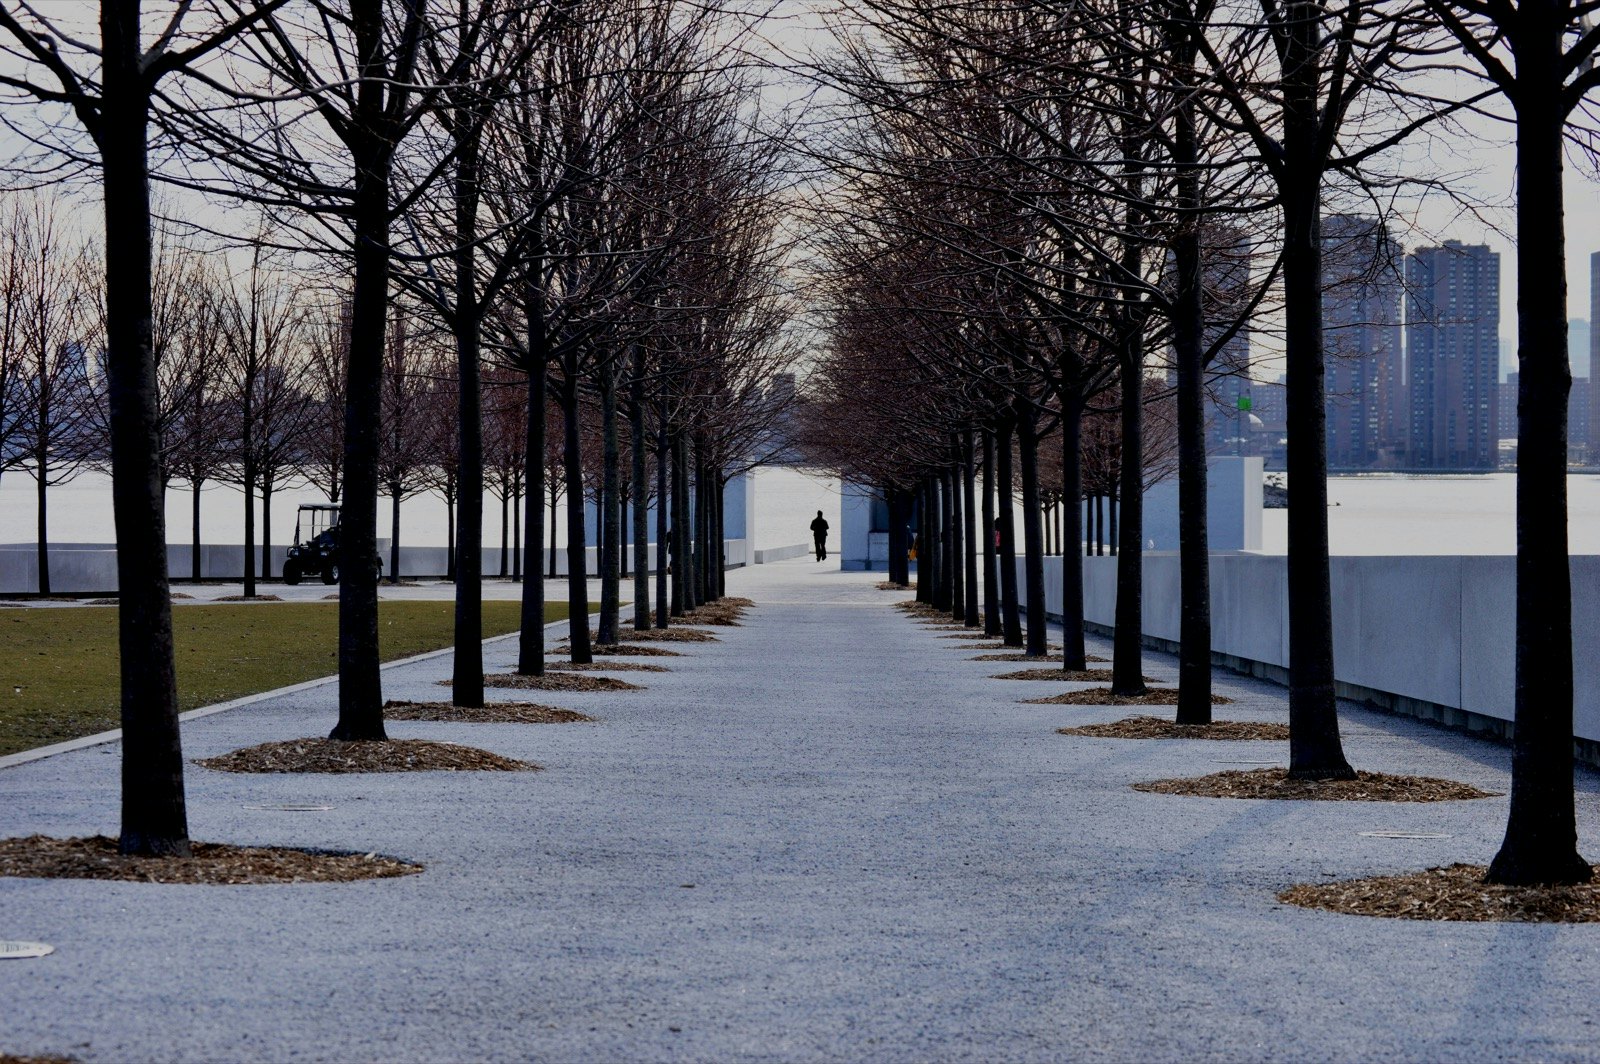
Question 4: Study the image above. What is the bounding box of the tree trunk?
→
[562,382,591,663]
[597,368,621,645]
[449,100,485,705]
[655,417,669,627]
[1488,51,1590,883]
[446,495,456,581]
[512,479,521,581]
[261,482,273,580]
[996,418,1023,646]
[191,479,203,583]
[389,488,401,583]
[35,465,49,595]
[103,4,189,854]
[630,358,650,630]
[716,474,727,598]
[923,479,932,600]
[949,461,965,621]
[518,360,546,675]
[887,486,906,586]
[962,433,979,628]
[983,430,999,636]
[242,450,256,597]
[1173,89,1214,723]
[1278,3,1352,777]
[674,431,695,613]
[500,487,509,578]
[934,470,940,604]
[1017,407,1048,658]
[329,76,393,742]
[1111,344,1146,696]
[548,477,558,578]
[1060,394,1088,671]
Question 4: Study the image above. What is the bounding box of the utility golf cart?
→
[282,504,347,585]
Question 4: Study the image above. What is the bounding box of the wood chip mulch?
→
[580,642,681,657]
[572,627,718,643]
[546,660,668,673]
[383,700,594,724]
[1280,864,1600,922]
[0,834,421,884]
[1057,716,1291,740]
[677,597,754,626]
[876,581,915,591]
[0,1054,74,1064]
[992,667,1157,683]
[1132,768,1494,802]
[214,594,284,602]
[1023,686,1235,706]
[196,738,537,774]
[477,672,643,692]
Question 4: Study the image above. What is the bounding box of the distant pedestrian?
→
[810,510,829,561]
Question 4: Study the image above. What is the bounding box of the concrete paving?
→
[3,557,1600,1062]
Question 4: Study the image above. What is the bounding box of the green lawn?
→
[0,599,571,757]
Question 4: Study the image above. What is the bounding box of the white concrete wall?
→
[1111,456,1263,552]
[0,539,748,592]
[839,481,877,571]
[1016,551,1600,743]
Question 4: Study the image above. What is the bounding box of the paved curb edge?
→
[0,615,575,772]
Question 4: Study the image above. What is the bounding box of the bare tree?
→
[5,198,96,595]
[1423,0,1600,884]
[0,0,292,855]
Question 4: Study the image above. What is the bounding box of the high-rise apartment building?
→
[1406,241,1501,469]
[1201,226,1254,454]
[1322,215,1405,468]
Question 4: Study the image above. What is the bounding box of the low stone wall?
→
[1018,552,1600,754]
[755,542,812,564]
[0,539,748,593]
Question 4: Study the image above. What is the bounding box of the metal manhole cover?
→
[0,941,54,959]
[1358,831,1453,840]
[243,804,332,812]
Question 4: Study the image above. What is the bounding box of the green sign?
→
[1236,395,1253,412]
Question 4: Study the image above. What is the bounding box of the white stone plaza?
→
[3,560,1598,1061]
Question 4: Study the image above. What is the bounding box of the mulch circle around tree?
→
[1023,686,1234,706]
[573,627,718,644]
[967,651,1104,662]
[0,834,422,885]
[545,660,667,673]
[214,594,284,602]
[1057,716,1291,740]
[0,1053,74,1064]
[1279,864,1600,922]
[477,672,643,693]
[678,597,754,626]
[580,642,681,657]
[876,581,915,591]
[992,667,1159,683]
[197,738,537,774]
[1132,768,1494,802]
[382,699,594,724]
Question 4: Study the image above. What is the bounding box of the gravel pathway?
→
[3,559,1600,1062]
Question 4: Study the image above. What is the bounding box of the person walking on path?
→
[810,511,830,561]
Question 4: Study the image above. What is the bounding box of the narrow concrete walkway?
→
[3,558,1600,1061]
